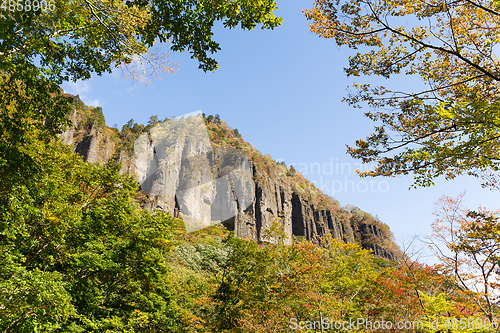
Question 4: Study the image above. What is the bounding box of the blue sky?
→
[62,0,500,259]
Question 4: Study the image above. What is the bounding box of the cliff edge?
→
[61,96,401,260]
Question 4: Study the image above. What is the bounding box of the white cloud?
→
[86,99,102,107]
[64,80,91,96]
[62,80,103,107]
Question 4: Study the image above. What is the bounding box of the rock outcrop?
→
[61,104,400,261]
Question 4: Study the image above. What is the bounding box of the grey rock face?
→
[132,116,255,233]
[74,126,115,164]
[61,110,115,164]
[64,115,399,260]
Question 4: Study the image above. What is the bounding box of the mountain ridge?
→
[61,95,401,260]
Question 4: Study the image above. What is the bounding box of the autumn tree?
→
[429,193,500,322]
[305,2,500,328]
[305,0,500,186]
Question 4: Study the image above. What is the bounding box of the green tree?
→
[0,140,182,332]
[214,114,221,124]
[2,0,282,79]
[305,0,500,187]
[147,114,161,127]
[0,0,282,169]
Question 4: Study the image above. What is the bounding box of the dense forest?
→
[1,95,499,332]
[2,0,500,332]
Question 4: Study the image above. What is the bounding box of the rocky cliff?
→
[61,97,400,260]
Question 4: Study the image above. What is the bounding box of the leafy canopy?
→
[0,0,282,146]
[305,0,500,186]
[1,0,282,80]
[0,139,182,332]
